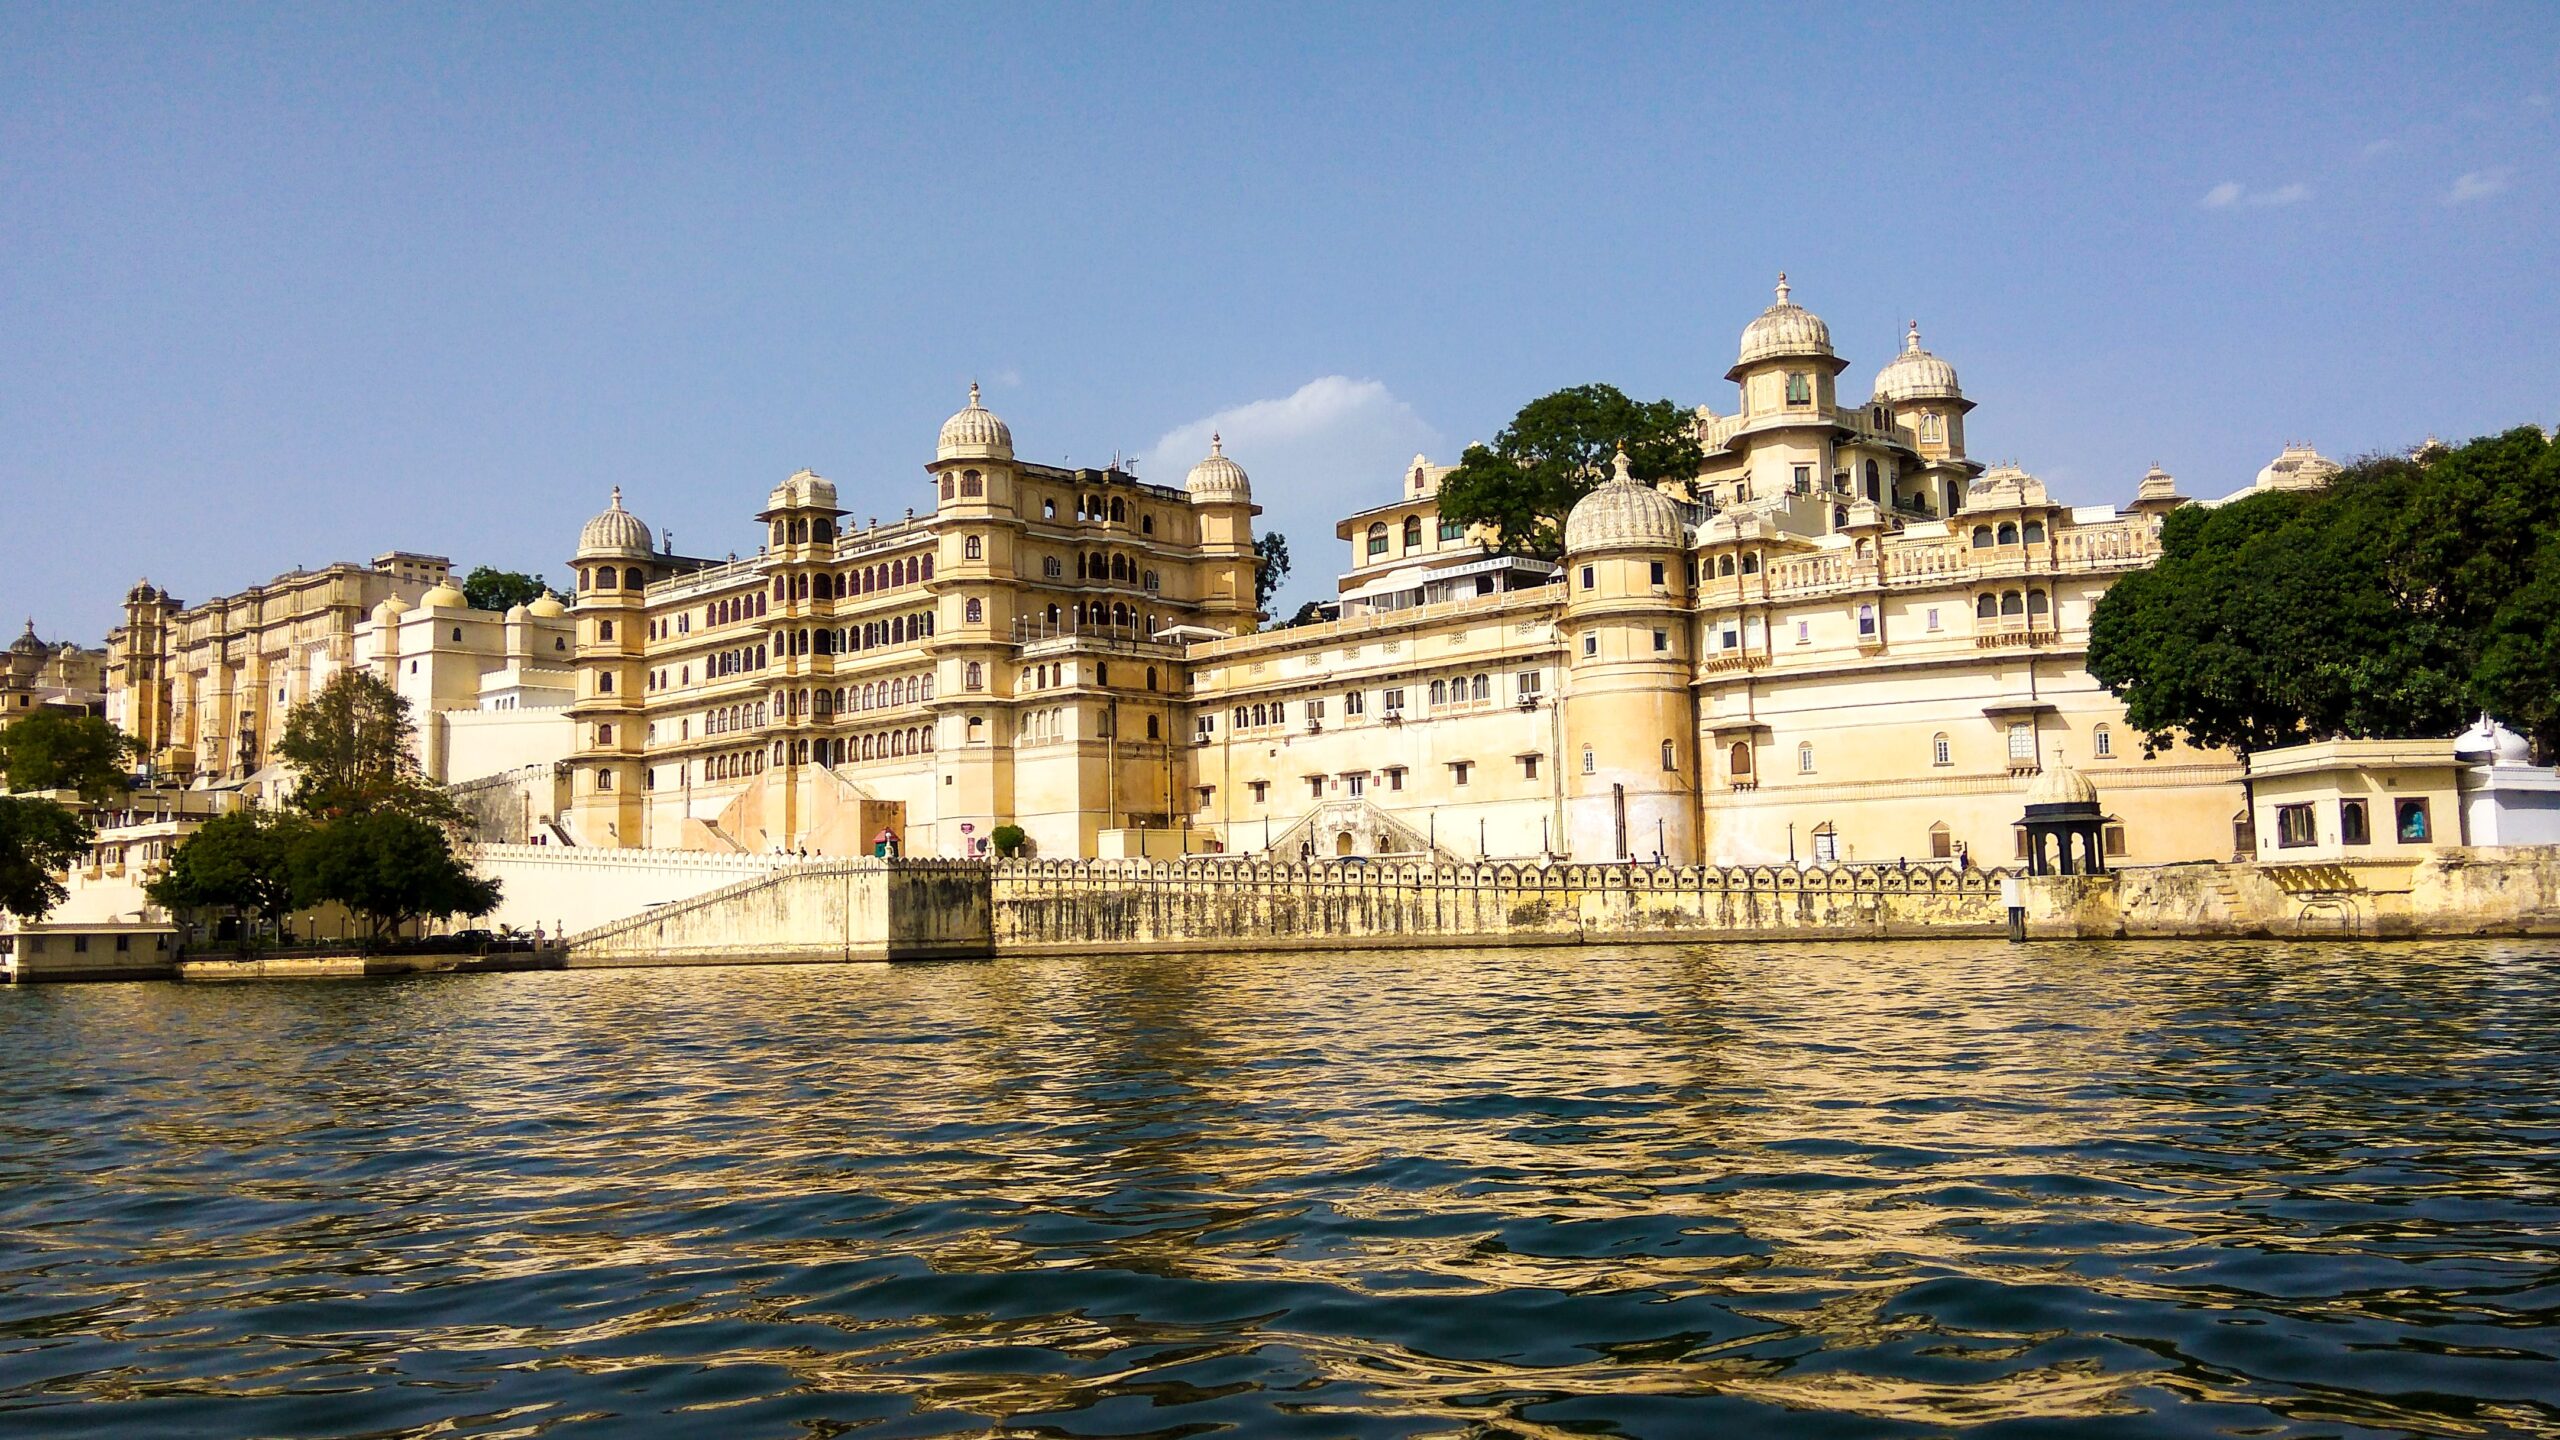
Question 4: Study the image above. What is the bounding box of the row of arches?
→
[1970,519,2048,548]
[577,565,647,592]
[1975,588,2052,619]
[1428,673,1493,706]
[705,701,766,735]
[707,593,768,627]
[800,674,934,718]
[769,517,839,546]
[1695,552,1765,582]
[703,749,765,782]
[778,611,937,657]
[1040,601,1156,632]
[774,555,931,603]
[785,728,935,766]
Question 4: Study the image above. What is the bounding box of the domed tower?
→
[113,579,178,769]
[1726,274,1851,528]
[1870,321,1979,517]
[930,383,1016,517]
[567,487,656,845]
[1558,449,1697,863]
[1185,433,1261,634]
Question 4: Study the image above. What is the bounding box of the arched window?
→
[1863,458,1881,500]
[1977,593,1999,619]
[921,556,933,580]
[1113,602,1130,626]
[2094,723,2114,758]
[1971,525,1994,547]
[1429,679,1448,705]
[598,568,618,590]
[1046,604,1060,626]
[1833,506,1848,528]
[960,470,983,497]
[1997,521,2020,545]
[2026,589,2050,615]
[1785,372,1812,405]
[964,662,983,691]
[1472,674,1490,700]
[2001,591,2024,616]
[939,476,956,501]
[1367,522,1388,558]
[790,520,807,543]
[1147,715,1161,740]
[964,598,984,623]
[2023,520,2047,545]
[1403,516,1423,549]
[1798,742,1815,773]
[1719,554,1735,577]
[1742,552,1760,574]
[1730,741,1752,776]
[963,535,983,560]
[1145,666,1158,691]
[1141,515,1154,534]
[1932,732,1951,766]
[1661,740,1678,771]
[1581,745,1596,775]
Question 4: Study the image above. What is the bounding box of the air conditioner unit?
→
[1382,709,1403,724]
[1516,695,1538,711]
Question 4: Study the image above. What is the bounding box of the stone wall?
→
[567,859,990,965]
[991,858,2013,954]
[2023,846,2560,938]
[464,843,800,935]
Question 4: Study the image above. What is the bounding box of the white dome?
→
[1872,322,1962,403]
[2025,763,2100,808]
[2255,443,2339,492]
[1731,273,1834,374]
[937,382,1013,461]
[2455,717,2533,764]
[1564,448,1684,553]
[764,468,840,515]
[578,487,655,558]
[1184,432,1251,503]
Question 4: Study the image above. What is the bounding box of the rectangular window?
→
[2395,798,2432,844]
[1516,670,1540,697]
[1793,465,1812,493]
[1249,780,1268,803]
[1387,767,1406,791]
[1383,687,1404,713]
[1786,373,1812,406]
[1652,629,1669,652]
[2103,824,2127,858]
[1582,634,1599,657]
[2008,722,2035,762]
[1521,753,1541,780]
[1580,566,1595,590]
[1450,761,1471,786]
[1857,604,1876,638]
[2340,798,2370,846]
[1307,775,1326,798]
[1439,517,1464,541]
[1795,620,1811,644]
[1307,698,1327,720]
[1720,624,1739,649]
[1649,562,1666,587]
[1346,773,1365,797]
[1925,607,1941,632]
[2276,802,2318,848]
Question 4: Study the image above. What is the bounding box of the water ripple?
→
[2,939,2556,1436]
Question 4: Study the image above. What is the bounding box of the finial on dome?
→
[610,485,623,509]
[1210,431,1223,456]
[1611,445,1633,483]
[1905,320,1923,352]
[1775,272,1790,305]
[968,381,981,407]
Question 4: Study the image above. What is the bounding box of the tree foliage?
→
[2089,425,2560,758]
[290,811,500,944]
[1253,532,1291,613]
[1433,384,1706,559]
[0,795,89,920]
[148,808,308,937]
[460,566,552,612]
[277,671,459,823]
[0,711,135,802]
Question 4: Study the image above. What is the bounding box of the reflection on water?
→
[2,941,2555,1437]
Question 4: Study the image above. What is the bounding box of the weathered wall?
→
[567,859,989,965]
[991,858,2012,954]
[2024,846,2560,938]
[464,844,800,935]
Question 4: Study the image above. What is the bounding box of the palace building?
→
[565,279,2261,866]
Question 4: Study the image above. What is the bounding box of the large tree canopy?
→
[277,671,458,822]
[290,810,500,943]
[0,796,89,920]
[0,711,135,802]
[148,808,308,937]
[1433,384,1705,559]
[460,566,552,613]
[2089,425,2560,759]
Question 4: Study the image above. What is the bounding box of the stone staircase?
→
[1259,799,1456,862]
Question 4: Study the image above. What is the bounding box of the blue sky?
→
[3,3,2553,635]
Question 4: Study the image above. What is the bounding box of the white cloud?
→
[1143,376,1444,614]
[2202,180,2310,209]
[2445,167,2512,204]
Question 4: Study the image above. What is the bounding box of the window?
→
[1811,824,1838,863]
[1581,746,1596,775]
[597,673,614,694]
[1439,517,1465,541]
[1044,555,1062,578]
[1516,670,1540,698]
[1386,766,1405,791]
[1043,497,1057,519]
[1653,629,1669,652]
[1383,687,1405,714]
[1793,465,1813,494]
[2001,591,2025,616]
[1795,620,1810,644]
[1798,741,1816,773]
[964,598,984,623]
[1729,741,1752,777]
[1580,565,1595,590]
[1345,689,1366,716]
[1347,773,1366,797]
[1972,525,1994,547]
[2023,520,2047,544]
[1996,521,2019,545]
[2008,722,2036,762]
[596,767,615,791]
[1925,607,1941,632]
[1921,413,1943,443]
[1932,733,1951,766]
[2027,589,2050,616]
[1308,775,1326,798]
[1521,754,1541,780]
[1856,604,1876,638]
[2103,824,2127,858]
[964,662,984,691]
[1930,822,1953,859]
[2094,724,2113,758]
[963,535,983,560]
[2395,798,2432,843]
[2341,798,2371,846]
[1649,561,1666,587]
[1146,716,1160,740]
[1660,740,1677,771]
[1785,373,1812,405]
[2276,802,2318,849]
[1403,516,1423,549]
[598,723,614,745]
[1249,780,1268,803]
[1582,634,1599,657]
[1367,523,1389,558]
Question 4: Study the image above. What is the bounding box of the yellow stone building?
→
[1,622,109,732]
[572,282,2258,865]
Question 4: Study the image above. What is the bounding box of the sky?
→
[2,3,2553,637]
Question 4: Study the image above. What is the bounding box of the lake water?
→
[2,941,2555,1438]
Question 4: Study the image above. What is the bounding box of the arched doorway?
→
[1335,830,1356,856]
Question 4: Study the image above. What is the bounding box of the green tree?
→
[290,811,500,945]
[459,566,552,612]
[989,823,1028,857]
[147,808,309,944]
[0,711,135,802]
[1433,384,1705,559]
[0,795,89,920]
[1284,599,1330,628]
[1254,532,1291,613]
[2089,425,2559,759]
[276,671,459,823]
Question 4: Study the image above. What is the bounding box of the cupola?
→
[936,382,1013,462]
[1563,448,1684,553]
[1184,433,1252,504]
[1871,322,1963,403]
[1728,273,1839,379]
[577,487,655,559]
